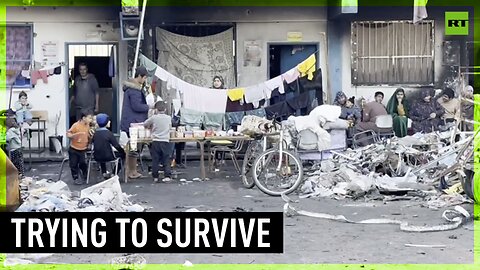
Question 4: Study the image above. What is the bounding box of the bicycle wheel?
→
[241,140,263,188]
[252,148,303,196]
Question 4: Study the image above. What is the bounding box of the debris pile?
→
[16,176,145,212]
[299,130,476,207]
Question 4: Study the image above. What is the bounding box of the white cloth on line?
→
[244,83,268,108]
[182,84,227,113]
[154,66,170,81]
[282,67,300,84]
[172,99,182,115]
[265,75,285,95]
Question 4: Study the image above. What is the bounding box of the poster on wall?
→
[243,41,262,67]
[41,41,59,66]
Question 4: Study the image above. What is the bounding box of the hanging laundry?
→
[297,54,316,80]
[282,67,300,84]
[139,54,158,78]
[53,66,62,75]
[286,91,311,110]
[172,99,182,115]
[245,108,266,118]
[31,70,48,85]
[180,108,204,127]
[265,75,285,95]
[225,111,245,129]
[227,88,245,102]
[182,84,227,113]
[265,101,294,120]
[244,83,268,108]
[203,112,225,129]
[154,66,170,82]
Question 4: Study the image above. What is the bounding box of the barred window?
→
[351,20,434,86]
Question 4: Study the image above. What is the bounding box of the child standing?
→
[6,118,24,178]
[92,113,126,179]
[14,91,33,126]
[144,101,173,183]
[67,110,93,185]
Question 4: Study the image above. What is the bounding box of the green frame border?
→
[0,0,479,269]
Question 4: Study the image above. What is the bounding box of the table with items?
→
[124,124,252,183]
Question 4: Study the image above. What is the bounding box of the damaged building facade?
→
[4,1,477,147]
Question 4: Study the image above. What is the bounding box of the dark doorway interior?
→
[69,56,116,131]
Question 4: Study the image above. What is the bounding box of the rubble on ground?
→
[16,176,145,212]
[299,130,476,208]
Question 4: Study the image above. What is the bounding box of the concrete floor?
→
[19,161,475,264]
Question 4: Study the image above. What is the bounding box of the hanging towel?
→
[203,112,225,129]
[265,101,294,120]
[286,91,311,110]
[172,99,182,115]
[139,54,158,77]
[225,111,245,129]
[31,70,48,85]
[297,54,316,80]
[227,88,245,101]
[182,84,227,113]
[244,83,268,108]
[180,107,204,127]
[413,0,428,24]
[154,66,170,81]
[265,75,285,94]
[245,108,266,118]
[282,67,300,84]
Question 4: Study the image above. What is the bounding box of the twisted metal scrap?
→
[282,194,469,233]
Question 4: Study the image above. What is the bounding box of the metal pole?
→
[132,0,148,78]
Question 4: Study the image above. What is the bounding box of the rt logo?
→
[445,12,469,35]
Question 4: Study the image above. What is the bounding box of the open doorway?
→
[268,43,321,114]
[66,43,119,133]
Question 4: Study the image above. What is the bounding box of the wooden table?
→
[124,135,252,183]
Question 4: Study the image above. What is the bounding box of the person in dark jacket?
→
[120,66,150,179]
[92,113,126,179]
[409,88,445,134]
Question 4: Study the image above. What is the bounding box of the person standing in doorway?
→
[70,63,100,120]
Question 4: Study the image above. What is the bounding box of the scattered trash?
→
[183,260,194,267]
[297,130,475,207]
[404,244,446,248]
[110,254,146,269]
[16,176,147,212]
[243,195,253,198]
[282,194,472,233]
[4,254,53,267]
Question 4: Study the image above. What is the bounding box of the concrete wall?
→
[331,5,474,105]
[6,7,126,147]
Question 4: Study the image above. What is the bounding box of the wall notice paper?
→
[244,41,262,67]
[41,41,58,66]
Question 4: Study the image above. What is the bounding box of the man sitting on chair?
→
[357,95,389,133]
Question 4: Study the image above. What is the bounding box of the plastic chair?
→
[86,146,121,184]
[375,115,395,139]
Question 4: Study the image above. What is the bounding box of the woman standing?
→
[386,88,409,138]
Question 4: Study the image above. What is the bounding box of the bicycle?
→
[251,116,304,196]
[240,117,281,188]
